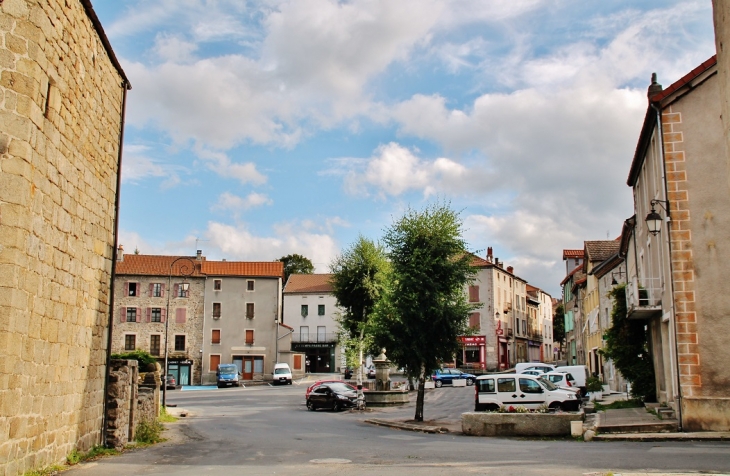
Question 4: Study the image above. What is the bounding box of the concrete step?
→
[597,419,679,434]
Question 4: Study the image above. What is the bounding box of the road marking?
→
[310,458,351,464]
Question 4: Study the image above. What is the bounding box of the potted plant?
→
[586,376,603,401]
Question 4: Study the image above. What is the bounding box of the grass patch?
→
[136,418,166,445]
[593,399,643,411]
[67,445,119,466]
[23,465,65,476]
[159,406,178,423]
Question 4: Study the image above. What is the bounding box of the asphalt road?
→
[65,377,730,476]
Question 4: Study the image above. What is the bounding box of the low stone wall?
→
[106,360,161,449]
[462,412,584,437]
[364,390,410,407]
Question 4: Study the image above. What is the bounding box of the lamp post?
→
[162,257,195,408]
[645,199,670,236]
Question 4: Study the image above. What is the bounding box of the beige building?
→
[0,0,129,473]
[113,251,206,386]
[624,56,729,430]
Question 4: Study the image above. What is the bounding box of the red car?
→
[305,379,364,398]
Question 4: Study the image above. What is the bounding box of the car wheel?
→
[466,378,474,386]
[435,380,443,388]
[288,380,293,385]
[333,401,341,412]
[307,400,316,411]
[549,402,561,411]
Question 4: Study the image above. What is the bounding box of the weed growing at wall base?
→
[136,418,166,444]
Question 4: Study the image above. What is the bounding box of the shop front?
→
[457,335,486,370]
[292,342,336,373]
[166,358,193,386]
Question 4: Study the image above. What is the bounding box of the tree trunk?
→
[414,367,425,421]
[357,328,364,410]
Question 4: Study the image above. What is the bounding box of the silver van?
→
[474,373,580,412]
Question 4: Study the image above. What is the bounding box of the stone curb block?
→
[364,419,448,434]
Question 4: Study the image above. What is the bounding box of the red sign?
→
[496,329,503,336]
[458,336,486,344]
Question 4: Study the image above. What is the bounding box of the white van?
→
[474,373,580,412]
[554,365,589,396]
[515,362,556,374]
[272,363,293,385]
[543,371,579,393]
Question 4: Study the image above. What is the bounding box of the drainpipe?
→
[102,79,131,446]
[651,101,683,430]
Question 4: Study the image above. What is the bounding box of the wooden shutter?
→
[120,307,126,323]
[149,283,154,297]
[124,283,129,297]
[176,308,186,323]
[210,354,220,372]
[173,284,179,297]
[293,354,302,370]
[212,329,220,344]
[160,283,165,297]
[245,329,254,344]
[160,308,166,323]
[136,308,142,322]
[469,286,479,302]
[185,286,190,298]
[469,312,480,329]
[146,308,151,323]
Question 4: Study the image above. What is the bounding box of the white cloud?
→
[194,147,267,185]
[152,33,198,63]
[121,144,181,188]
[212,192,272,213]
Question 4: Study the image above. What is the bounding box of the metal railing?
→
[291,332,339,343]
[626,276,662,319]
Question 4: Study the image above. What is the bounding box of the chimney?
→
[196,250,202,260]
[648,72,662,98]
[117,245,124,262]
[507,266,514,274]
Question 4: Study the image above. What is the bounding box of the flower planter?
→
[462,411,584,437]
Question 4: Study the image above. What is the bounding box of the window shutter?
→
[160,283,165,298]
[185,287,190,298]
[174,284,179,297]
[138,283,142,296]
[124,283,129,297]
[136,308,142,323]
[293,354,302,370]
[469,312,480,329]
[245,329,254,344]
[120,307,126,323]
[149,283,154,297]
[212,329,220,344]
[176,308,186,323]
[160,309,166,323]
[146,308,151,323]
[469,286,479,302]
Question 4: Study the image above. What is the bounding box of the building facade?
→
[283,274,342,373]
[0,1,129,473]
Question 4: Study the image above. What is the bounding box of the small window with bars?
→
[246,303,254,319]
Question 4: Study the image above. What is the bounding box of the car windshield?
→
[218,365,237,374]
[538,377,559,391]
[274,368,289,374]
[328,383,355,393]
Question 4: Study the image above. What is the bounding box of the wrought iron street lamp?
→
[645,199,670,236]
[163,257,195,407]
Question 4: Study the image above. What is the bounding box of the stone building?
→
[113,250,206,386]
[0,0,129,474]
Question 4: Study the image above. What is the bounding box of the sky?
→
[92,0,716,296]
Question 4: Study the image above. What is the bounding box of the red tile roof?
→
[584,240,620,263]
[116,255,205,277]
[284,274,334,293]
[201,261,283,278]
[650,55,717,103]
[562,249,584,259]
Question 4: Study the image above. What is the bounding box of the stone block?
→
[462,411,584,437]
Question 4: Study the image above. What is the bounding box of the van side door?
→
[518,377,545,409]
[496,377,521,407]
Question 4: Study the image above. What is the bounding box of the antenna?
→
[195,237,209,252]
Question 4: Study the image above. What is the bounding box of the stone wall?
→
[105,360,138,450]
[462,412,584,437]
[0,0,126,474]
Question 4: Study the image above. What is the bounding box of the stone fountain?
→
[363,348,409,407]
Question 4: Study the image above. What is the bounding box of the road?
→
[66,377,730,476]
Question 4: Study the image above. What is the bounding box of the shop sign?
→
[292,342,333,350]
[458,336,485,345]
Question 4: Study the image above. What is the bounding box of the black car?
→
[306,382,357,412]
[163,374,176,390]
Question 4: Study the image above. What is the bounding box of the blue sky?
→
[93,0,715,296]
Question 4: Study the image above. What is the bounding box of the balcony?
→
[292,332,339,343]
[626,277,663,320]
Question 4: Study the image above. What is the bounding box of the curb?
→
[364,419,449,434]
[592,431,730,441]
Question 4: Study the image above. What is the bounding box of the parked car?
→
[431,368,476,387]
[216,364,240,388]
[542,371,579,393]
[515,363,556,374]
[163,374,176,390]
[554,365,589,396]
[306,382,358,411]
[366,366,376,379]
[520,369,546,377]
[474,373,580,412]
[272,362,293,385]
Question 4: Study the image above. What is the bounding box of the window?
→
[174,335,185,351]
[176,284,189,298]
[210,354,221,372]
[477,379,495,393]
[468,285,480,302]
[300,326,309,342]
[245,330,254,345]
[150,283,162,297]
[497,378,516,393]
[301,305,308,317]
[127,282,138,297]
[247,280,254,291]
[126,307,137,323]
[246,303,254,319]
[214,279,222,291]
[150,335,161,356]
[212,329,221,344]
[317,326,326,342]
[522,320,526,334]
[519,378,542,394]
[469,312,480,329]
[213,303,221,319]
[318,304,325,316]
[124,334,136,351]
[151,308,162,323]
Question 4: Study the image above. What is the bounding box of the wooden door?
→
[243,356,254,380]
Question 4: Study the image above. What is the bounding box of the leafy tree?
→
[553,303,565,347]
[370,203,477,421]
[329,236,389,408]
[278,254,314,285]
[600,284,656,402]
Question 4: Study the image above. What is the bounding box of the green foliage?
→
[135,418,165,444]
[599,284,656,402]
[552,303,565,346]
[369,202,477,420]
[592,399,643,411]
[329,236,389,337]
[110,349,157,366]
[159,406,178,423]
[279,254,314,285]
[586,376,604,393]
[23,465,65,476]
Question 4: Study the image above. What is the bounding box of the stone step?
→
[597,419,679,434]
